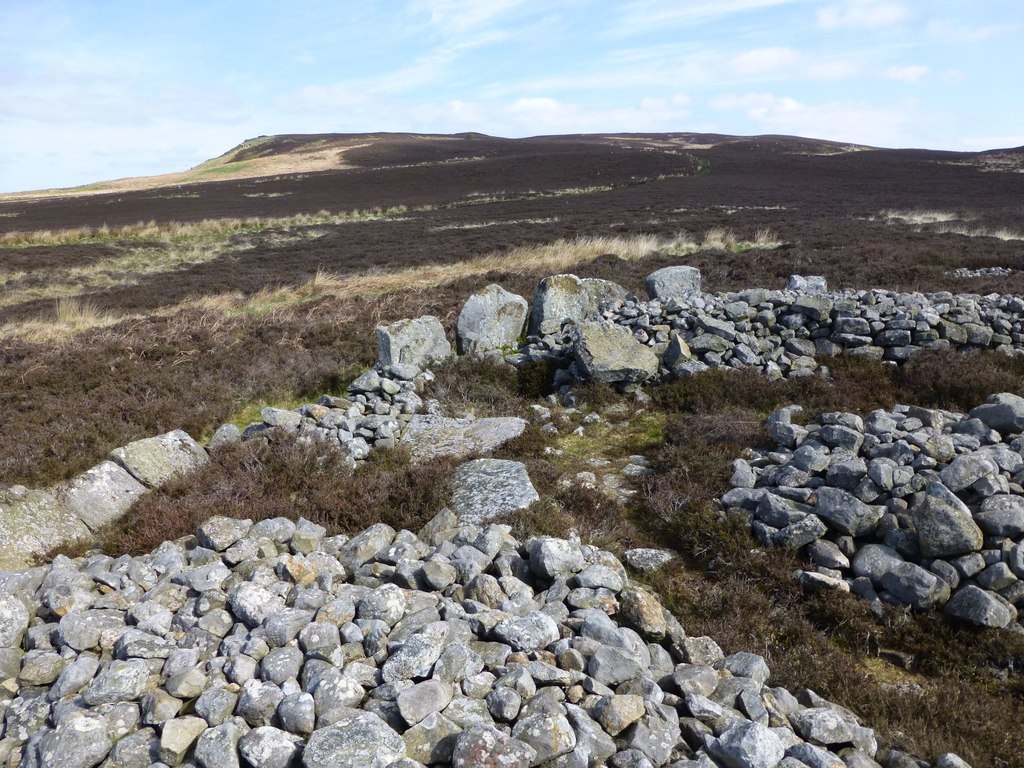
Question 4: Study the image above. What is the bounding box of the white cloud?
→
[817,1,908,30]
[710,91,915,146]
[730,47,802,76]
[926,19,1015,43]
[883,64,928,83]
[610,0,809,37]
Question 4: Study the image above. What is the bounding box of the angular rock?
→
[815,487,883,537]
[452,724,536,768]
[109,429,209,488]
[530,273,591,335]
[0,486,92,571]
[376,315,452,370]
[302,711,406,768]
[968,392,1024,436]
[55,461,147,533]
[573,321,660,385]
[646,266,702,300]
[457,284,529,355]
[944,585,1016,628]
[400,415,527,462]
[451,459,539,524]
[911,482,984,558]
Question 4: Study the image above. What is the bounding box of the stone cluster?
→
[0,503,964,768]
[516,268,1024,388]
[720,393,1024,629]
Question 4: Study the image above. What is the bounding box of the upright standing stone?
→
[456,284,529,355]
[376,316,452,370]
[529,274,591,336]
[645,266,702,300]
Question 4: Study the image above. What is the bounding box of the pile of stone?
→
[0,431,209,572]
[951,267,1013,279]
[0,497,965,767]
[719,392,1024,630]
[509,267,1024,390]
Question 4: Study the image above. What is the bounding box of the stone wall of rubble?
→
[719,393,1024,631]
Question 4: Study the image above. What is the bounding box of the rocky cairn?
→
[721,393,1024,629]
[0,504,953,768]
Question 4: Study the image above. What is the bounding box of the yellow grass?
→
[0,230,786,342]
[881,209,962,225]
[932,223,1024,241]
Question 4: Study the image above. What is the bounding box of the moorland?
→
[2,132,1024,765]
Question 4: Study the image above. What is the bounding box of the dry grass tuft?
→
[3,298,124,343]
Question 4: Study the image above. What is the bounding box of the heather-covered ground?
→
[3,132,1024,765]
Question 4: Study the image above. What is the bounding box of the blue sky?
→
[1,0,1021,192]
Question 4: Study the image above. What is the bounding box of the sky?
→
[1,0,1022,192]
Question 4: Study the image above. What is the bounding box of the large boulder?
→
[455,285,529,356]
[376,316,452,370]
[0,486,91,571]
[645,266,702,300]
[944,585,1016,628]
[572,321,659,385]
[580,277,629,310]
[109,430,209,488]
[54,461,147,532]
[910,481,984,558]
[968,392,1024,436]
[529,274,590,336]
[399,415,528,461]
[450,459,539,524]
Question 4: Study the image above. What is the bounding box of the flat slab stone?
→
[400,415,528,462]
[573,321,659,385]
[0,486,91,571]
[109,430,209,488]
[55,461,147,532]
[451,459,539,524]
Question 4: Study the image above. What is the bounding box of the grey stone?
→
[530,273,591,335]
[646,266,702,300]
[789,707,854,745]
[376,315,452,370]
[944,585,1016,628]
[452,724,536,768]
[159,716,208,765]
[238,726,301,768]
[194,718,247,768]
[207,423,242,451]
[451,459,539,524]
[968,392,1024,435]
[588,645,644,685]
[711,720,785,768]
[911,482,984,558]
[82,659,150,705]
[397,679,453,725]
[573,321,660,385]
[511,712,576,763]
[623,548,674,573]
[457,284,529,355]
[0,486,92,571]
[109,430,209,488]
[55,460,147,533]
[302,711,406,768]
[402,711,462,764]
[400,415,527,462]
[975,495,1024,537]
[0,594,30,648]
[815,487,883,537]
[36,711,113,768]
[939,453,999,492]
[493,611,560,652]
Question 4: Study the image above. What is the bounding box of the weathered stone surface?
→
[450,459,539,524]
[573,321,660,385]
[457,284,529,355]
[944,585,1016,628]
[0,486,91,571]
[645,266,702,300]
[376,315,452,370]
[975,495,1024,537]
[815,487,883,537]
[302,712,406,768]
[511,712,576,763]
[530,273,591,335]
[711,720,785,768]
[911,482,984,558]
[452,724,536,768]
[968,392,1024,436]
[109,430,209,488]
[54,460,147,533]
[400,414,527,462]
